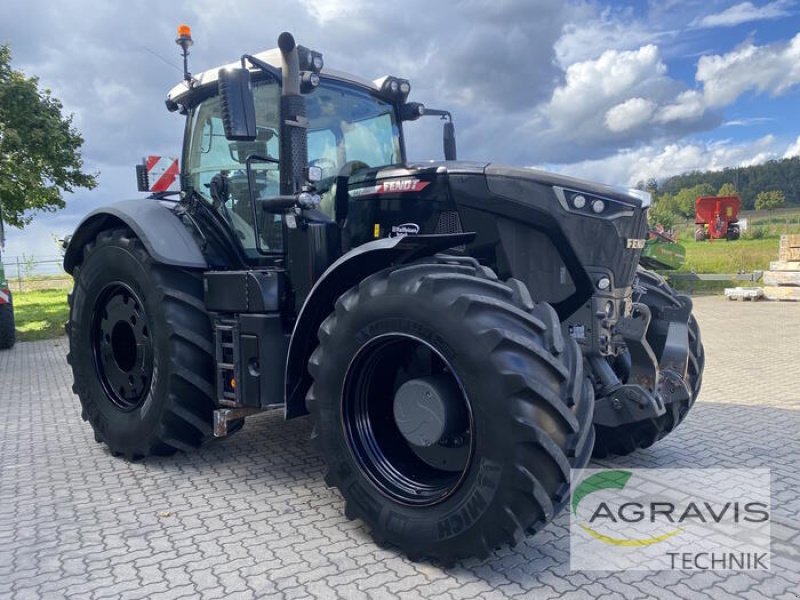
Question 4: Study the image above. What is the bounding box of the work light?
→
[374,76,412,102]
[297,46,324,73]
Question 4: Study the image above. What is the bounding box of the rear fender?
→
[63,199,207,274]
[284,232,474,419]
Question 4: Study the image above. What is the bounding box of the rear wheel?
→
[67,228,217,459]
[695,226,706,241]
[593,267,704,457]
[307,257,594,563]
[0,292,15,350]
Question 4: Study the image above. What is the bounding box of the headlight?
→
[553,186,636,220]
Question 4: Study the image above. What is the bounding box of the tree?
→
[717,182,737,197]
[674,184,713,219]
[754,190,785,212]
[648,197,678,230]
[0,45,96,228]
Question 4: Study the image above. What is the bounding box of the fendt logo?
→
[570,469,771,571]
[626,238,646,249]
[350,179,430,197]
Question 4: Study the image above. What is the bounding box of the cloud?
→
[543,135,781,186]
[722,116,774,126]
[784,136,800,158]
[554,5,676,66]
[655,90,707,123]
[692,0,794,28]
[605,98,657,132]
[697,33,800,107]
[525,44,720,162]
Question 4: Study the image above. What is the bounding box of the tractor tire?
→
[695,226,706,242]
[0,294,15,350]
[306,257,594,564]
[66,228,217,459]
[593,266,704,457]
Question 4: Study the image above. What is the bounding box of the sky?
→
[1,0,799,259]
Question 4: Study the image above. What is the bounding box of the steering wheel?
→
[316,161,369,218]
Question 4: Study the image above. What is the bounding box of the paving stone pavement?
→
[1,296,799,599]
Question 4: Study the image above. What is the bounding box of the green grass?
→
[13,287,71,342]
[677,238,779,274]
[668,279,730,295]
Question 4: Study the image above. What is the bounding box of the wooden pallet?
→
[761,236,800,300]
[762,286,800,301]
[779,247,800,262]
[725,287,764,301]
[763,271,800,286]
[769,261,800,271]
[778,234,800,262]
[779,234,800,247]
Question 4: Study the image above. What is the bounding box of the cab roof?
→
[167,47,379,106]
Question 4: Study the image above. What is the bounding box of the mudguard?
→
[63,199,207,274]
[284,232,475,419]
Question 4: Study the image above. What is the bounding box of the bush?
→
[744,226,767,240]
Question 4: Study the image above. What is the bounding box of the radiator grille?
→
[434,211,463,234]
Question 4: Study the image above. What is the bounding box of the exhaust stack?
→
[278,32,307,195]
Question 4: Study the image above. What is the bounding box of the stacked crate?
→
[763,234,800,301]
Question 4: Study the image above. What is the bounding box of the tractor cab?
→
[162,37,447,268]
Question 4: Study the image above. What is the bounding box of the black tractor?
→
[64,28,704,564]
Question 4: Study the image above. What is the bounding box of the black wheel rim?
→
[91,282,153,411]
[341,334,473,506]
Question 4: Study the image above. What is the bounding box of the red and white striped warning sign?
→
[0,288,9,305]
[145,155,180,192]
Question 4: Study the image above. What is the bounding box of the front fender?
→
[63,199,207,274]
[284,232,474,419]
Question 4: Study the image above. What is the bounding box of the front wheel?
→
[593,267,704,457]
[67,228,217,459]
[307,258,594,563]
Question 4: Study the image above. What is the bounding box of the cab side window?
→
[185,82,282,256]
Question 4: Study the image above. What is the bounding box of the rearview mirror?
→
[218,68,257,141]
[444,121,457,161]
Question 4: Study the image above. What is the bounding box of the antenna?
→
[176,24,193,82]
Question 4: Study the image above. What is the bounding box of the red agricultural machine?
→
[695,195,741,241]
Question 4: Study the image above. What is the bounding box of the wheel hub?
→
[342,334,473,506]
[92,284,153,411]
[393,375,463,448]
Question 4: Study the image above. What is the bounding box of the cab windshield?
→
[184,79,401,257]
[307,82,401,179]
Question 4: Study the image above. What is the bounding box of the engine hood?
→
[484,165,650,208]
[348,162,649,208]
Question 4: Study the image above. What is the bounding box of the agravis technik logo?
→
[570,469,771,571]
